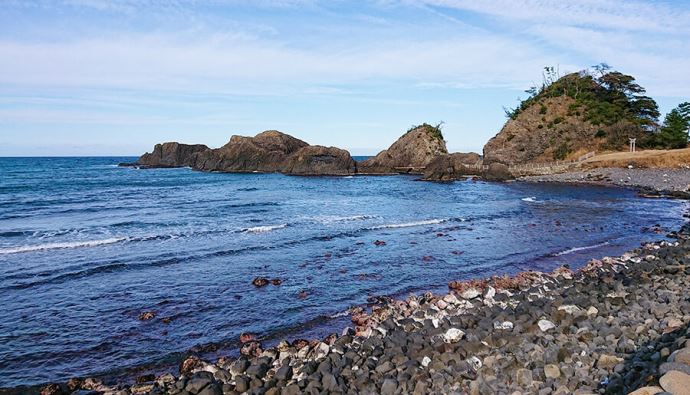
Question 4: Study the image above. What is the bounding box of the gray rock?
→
[381,378,398,395]
[234,376,249,393]
[186,377,213,393]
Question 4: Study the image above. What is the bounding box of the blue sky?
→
[1,0,689,156]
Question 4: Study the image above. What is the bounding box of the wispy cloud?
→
[413,0,690,33]
[1,0,688,155]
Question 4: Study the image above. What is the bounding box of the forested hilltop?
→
[484,65,690,165]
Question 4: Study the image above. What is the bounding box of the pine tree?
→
[656,103,690,149]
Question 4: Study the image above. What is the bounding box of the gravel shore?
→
[32,170,690,395]
[36,229,690,395]
[520,167,690,198]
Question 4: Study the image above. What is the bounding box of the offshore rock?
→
[135,142,210,168]
[283,145,357,176]
[359,124,448,174]
[422,152,482,181]
[194,130,309,173]
[133,131,358,176]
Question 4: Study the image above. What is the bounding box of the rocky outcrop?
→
[194,131,309,173]
[482,162,513,181]
[359,124,448,174]
[283,146,357,176]
[483,71,651,166]
[423,152,482,181]
[131,131,358,176]
[483,96,605,166]
[136,142,210,168]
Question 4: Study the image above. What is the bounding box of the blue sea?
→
[0,157,686,388]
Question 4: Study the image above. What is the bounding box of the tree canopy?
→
[506,66,660,131]
[651,102,690,149]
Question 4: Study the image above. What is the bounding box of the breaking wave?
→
[0,237,128,255]
[368,219,447,230]
[242,224,288,233]
[553,241,610,257]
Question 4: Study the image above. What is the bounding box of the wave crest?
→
[553,241,610,257]
[369,219,447,230]
[0,237,128,255]
[242,224,288,233]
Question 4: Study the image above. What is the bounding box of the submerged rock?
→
[252,277,270,287]
[138,311,156,321]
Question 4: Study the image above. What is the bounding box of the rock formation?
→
[136,142,210,168]
[359,124,448,174]
[483,96,604,166]
[422,152,482,181]
[283,146,357,176]
[131,130,357,176]
[194,131,309,173]
[482,162,513,181]
[484,72,654,166]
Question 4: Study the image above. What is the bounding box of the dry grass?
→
[581,148,690,169]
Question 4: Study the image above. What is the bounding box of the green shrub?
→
[408,122,444,141]
[504,68,660,142]
[553,143,571,160]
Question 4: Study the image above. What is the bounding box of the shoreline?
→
[13,169,690,395]
[519,167,690,199]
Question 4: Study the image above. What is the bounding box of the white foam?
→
[242,224,288,233]
[369,219,446,230]
[553,241,610,257]
[0,237,128,255]
[329,310,350,318]
[521,197,539,202]
[315,215,379,224]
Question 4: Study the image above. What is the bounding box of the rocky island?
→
[123,123,516,181]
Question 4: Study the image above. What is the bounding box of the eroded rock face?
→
[283,146,357,176]
[136,142,210,168]
[359,124,448,174]
[483,96,632,166]
[194,130,309,173]
[423,152,482,181]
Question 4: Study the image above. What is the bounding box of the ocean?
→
[0,156,686,387]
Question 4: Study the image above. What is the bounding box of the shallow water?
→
[0,157,686,387]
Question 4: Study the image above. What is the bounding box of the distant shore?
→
[520,167,690,199]
[19,168,690,395]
